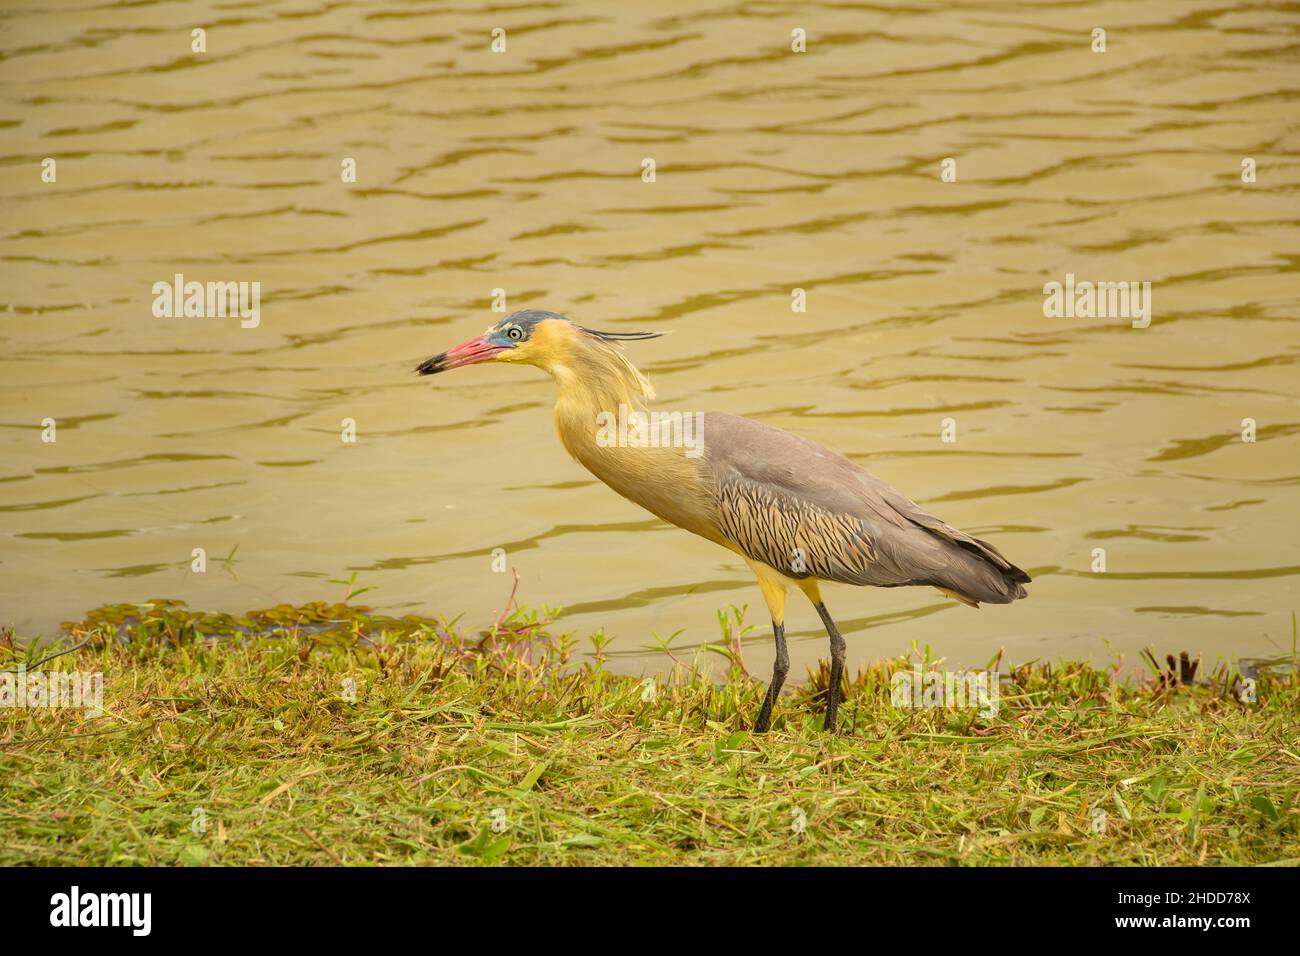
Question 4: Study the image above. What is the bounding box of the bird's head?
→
[415,310,661,379]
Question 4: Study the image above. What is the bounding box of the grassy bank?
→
[2,600,1297,866]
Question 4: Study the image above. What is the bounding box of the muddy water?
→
[2,1,1297,679]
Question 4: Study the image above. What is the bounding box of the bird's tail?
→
[931,535,1031,607]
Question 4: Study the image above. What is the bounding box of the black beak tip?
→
[415,354,447,376]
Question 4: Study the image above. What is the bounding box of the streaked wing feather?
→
[702,412,1029,603]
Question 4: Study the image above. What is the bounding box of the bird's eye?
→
[506,326,523,341]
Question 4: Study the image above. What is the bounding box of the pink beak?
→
[415,334,506,375]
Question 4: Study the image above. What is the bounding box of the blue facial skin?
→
[487,309,567,349]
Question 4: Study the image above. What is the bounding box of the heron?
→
[417,310,1030,732]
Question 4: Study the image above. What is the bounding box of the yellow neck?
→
[551,341,658,473]
[547,342,722,543]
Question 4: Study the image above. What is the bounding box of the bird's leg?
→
[753,620,788,733]
[748,564,788,733]
[814,602,847,732]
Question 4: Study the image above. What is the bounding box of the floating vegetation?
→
[64,598,450,648]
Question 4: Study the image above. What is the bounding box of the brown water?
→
[2,0,1298,679]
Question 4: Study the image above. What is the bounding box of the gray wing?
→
[701,412,1030,605]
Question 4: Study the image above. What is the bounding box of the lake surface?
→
[2,0,1297,679]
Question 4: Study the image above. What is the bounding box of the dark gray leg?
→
[815,602,847,732]
[752,620,788,733]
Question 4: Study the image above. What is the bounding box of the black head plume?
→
[575,325,664,342]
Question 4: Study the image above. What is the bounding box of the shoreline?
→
[2,600,1297,865]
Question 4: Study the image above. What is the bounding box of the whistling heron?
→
[417,310,1030,732]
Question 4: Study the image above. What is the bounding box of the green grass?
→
[1,600,1297,866]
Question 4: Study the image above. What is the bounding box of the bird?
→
[417,309,1030,733]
